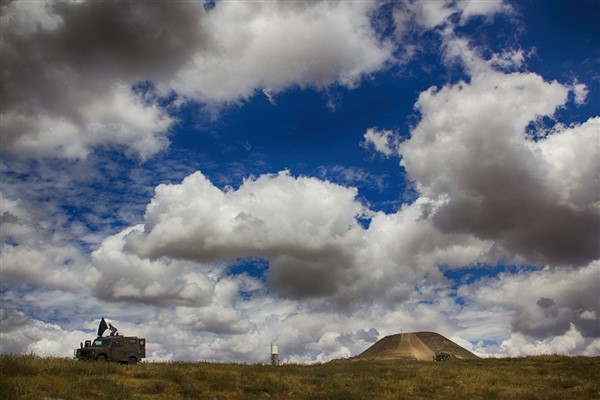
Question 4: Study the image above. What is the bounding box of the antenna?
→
[270,343,279,366]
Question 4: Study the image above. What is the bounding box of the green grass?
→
[1,354,599,399]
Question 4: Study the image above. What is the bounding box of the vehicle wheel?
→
[128,356,137,365]
[97,354,107,362]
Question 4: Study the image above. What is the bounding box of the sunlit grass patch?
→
[1,354,599,399]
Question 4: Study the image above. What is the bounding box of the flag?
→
[97,317,108,337]
[109,323,119,336]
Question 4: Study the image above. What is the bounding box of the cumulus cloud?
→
[89,225,264,313]
[459,262,600,340]
[0,191,94,291]
[583,339,600,356]
[105,170,492,308]
[1,1,187,159]
[129,171,363,259]
[392,0,508,38]
[0,309,88,356]
[120,171,366,303]
[457,0,509,24]
[398,68,600,266]
[172,1,393,103]
[1,243,91,291]
[571,82,589,105]
[78,169,497,359]
[1,0,393,160]
[490,324,587,357]
[0,282,466,362]
[356,198,493,306]
[0,0,514,160]
[362,128,401,157]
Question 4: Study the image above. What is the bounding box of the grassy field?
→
[1,354,599,399]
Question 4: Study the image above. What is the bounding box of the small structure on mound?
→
[355,331,479,361]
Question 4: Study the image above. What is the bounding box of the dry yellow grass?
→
[1,354,599,399]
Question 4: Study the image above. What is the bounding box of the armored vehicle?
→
[75,335,146,364]
[434,352,453,361]
[74,318,146,364]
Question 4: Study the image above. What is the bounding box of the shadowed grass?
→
[1,354,599,399]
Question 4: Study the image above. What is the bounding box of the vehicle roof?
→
[94,336,145,341]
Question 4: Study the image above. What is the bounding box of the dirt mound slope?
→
[356,331,479,361]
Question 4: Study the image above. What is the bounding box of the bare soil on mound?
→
[415,332,480,360]
[356,331,479,361]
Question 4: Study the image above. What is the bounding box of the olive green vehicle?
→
[74,336,146,364]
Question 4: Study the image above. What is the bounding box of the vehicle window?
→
[93,339,110,346]
[113,340,124,347]
[139,339,145,346]
[128,339,137,345]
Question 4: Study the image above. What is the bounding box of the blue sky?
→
[1,0,599,362]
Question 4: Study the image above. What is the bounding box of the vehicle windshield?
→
[93,339,111,347]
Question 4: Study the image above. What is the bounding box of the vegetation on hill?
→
[1,354,599,399]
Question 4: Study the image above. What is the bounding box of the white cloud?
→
[128,171,363,257]
[458,262,600,339]
[3,258,597,362]
[571,82,589,105]
[393,0,509,38]
[1,243,91,291]
[398,66,599,266]
[1,0,393,160]
[173,1,393,103]
[494,324,586,357]
[0,191,94,291]
[90,225,218,306]
[536,117,600,209]
[0,309,88,357]
[2,85,174,160]
[120,171,370,303]
[108,170,493,308]
[457,0,508,24]
[580,310,597,321]
[362,127,401,157]
[406,0,455,30]
[583,338,600,356]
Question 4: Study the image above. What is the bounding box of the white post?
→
[271,344,279,366]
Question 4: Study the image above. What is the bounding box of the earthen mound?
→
[356,331,479,361]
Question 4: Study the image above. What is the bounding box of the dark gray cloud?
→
[1,1,207,114]
[432,172,600,267]
[48,1,209,82]
[338,328,380,345]
[537,297,556,310]
[267,252,361,301]
[1,1,210,158]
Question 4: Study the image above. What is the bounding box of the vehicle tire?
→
[97,354,107,362]
[128,356,137,365]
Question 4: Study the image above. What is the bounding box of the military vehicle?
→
[75,335,146,364]
[434,352,453,361]
[74,318,146,364]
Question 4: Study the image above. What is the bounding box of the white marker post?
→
[271,344,279,366]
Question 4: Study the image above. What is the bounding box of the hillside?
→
[356,331,479,361]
